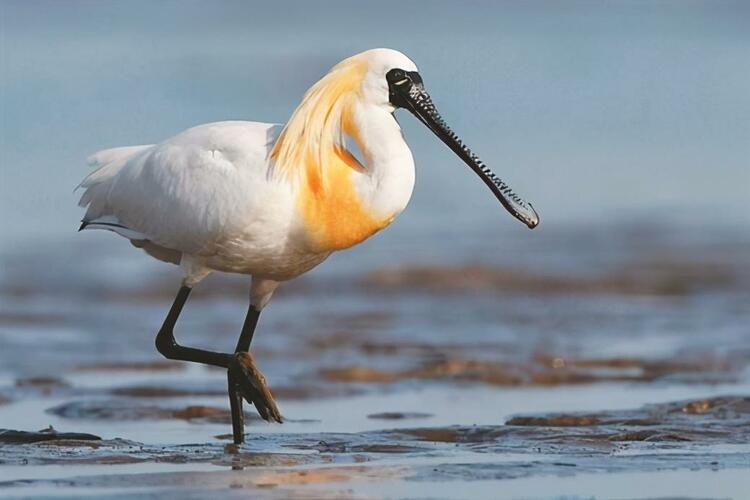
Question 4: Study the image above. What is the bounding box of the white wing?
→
[78,121,283,255]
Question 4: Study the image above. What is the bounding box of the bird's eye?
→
[387,69,409,85]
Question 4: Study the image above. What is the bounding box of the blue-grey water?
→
[1,1,750,498]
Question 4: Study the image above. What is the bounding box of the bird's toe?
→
[228,352,282,423]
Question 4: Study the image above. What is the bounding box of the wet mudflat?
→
[1,223,750,498]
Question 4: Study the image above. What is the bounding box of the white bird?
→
[77,48,539,443]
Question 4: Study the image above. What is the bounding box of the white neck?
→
[351,102,416,220]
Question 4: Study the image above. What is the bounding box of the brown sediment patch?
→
[534,355,733,384]
[506,415,601,427]
[617,419,661,426]
[111,386,225,398]
[75,361,186,372]
[0,394,11,406]
[321,354,733,387]
[47,400,251,424]
[368,412,433,420]
[322,366,401,383]
[400,427,505,444]
[358,340,445,356]
[394,398,750,449]
[0,427,101,444]
[607,430,692,442]
[320,360,522,385]
[505,396,750,444]
[413,359,525,385]
[400,428,461,443]
[678,396,750,416]
[683,399,715,414]
[172,406,232,423]
[350,444,422,453]
[307,330,364,351]
[15,376,70,388]
[363,260,738,297]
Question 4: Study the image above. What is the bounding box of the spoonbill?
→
[77,48,539,444]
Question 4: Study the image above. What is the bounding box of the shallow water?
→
[1,221,750,498]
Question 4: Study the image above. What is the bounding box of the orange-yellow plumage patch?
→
[270,55,367,185]
[299,147,393,251]
[270,54,393,251]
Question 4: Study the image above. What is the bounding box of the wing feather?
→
[78,121,283,255]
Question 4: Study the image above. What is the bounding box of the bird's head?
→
[357,48,539,229]
[273,48,538,229]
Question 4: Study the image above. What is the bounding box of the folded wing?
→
[78,121,282,256]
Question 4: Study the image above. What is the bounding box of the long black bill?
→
[389,71,539,229]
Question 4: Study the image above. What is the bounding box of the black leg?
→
[155,285,280,445]
[155,286,232,368]
[235,304,260,353]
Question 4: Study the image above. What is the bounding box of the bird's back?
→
[78,121,286,256]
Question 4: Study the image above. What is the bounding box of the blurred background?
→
[1,1,749,497]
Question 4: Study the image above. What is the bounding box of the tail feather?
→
[77,144,152,227]
[78,215,147,240]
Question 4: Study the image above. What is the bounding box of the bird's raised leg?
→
[155,286,232,368]
[155,286,281,444]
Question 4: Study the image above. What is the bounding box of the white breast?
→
[351,102,416,222]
